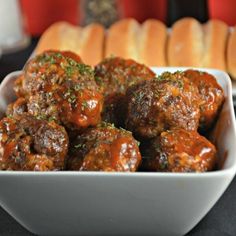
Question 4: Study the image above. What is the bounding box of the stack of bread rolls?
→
[35,17,236,79]
[105,18,167,66]
[168,18,228,70]
[35,18,167,67]
[35,21,105,66]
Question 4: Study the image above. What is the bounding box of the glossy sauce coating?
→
[95,57,155,96]
[13,50,104,131]
[0,115,68,171]
[95,57,155,125]
[125,71,201,139]
[6,97,28,118]
[67,123,141,171]
[142,128,217,172]
[184,69,224,131]
[1,53,225,173]
[16,50,83,96]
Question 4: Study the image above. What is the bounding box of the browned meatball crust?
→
[12,50,104,131]
[94,57,155,96]
[67,123,141,172]
[0,115,68,171]
[125,72,201,139]
[142,128,217,172]
[94,57,155,125]
[15,50,84,96]
[6,97,28,118]
[184,69,224,131]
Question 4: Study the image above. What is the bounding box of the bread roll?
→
[138,19,167,66]
[168,17,204,67]
[203,19,228,71]
[105,18,167,66]
[105,18,140,60]
[78,23,105,66]
[227,26,236,79]
[35,21,105,66]
[168,18,228,70]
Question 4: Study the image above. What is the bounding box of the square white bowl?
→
[0,67,235,236]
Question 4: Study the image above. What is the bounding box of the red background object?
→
[208,0,236,25]
[118,0,167,23]
[20,0,80,36]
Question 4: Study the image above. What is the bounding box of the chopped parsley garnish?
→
[159,153,168,169]
[177,80,184,89]
[68,58,77,66]
[81,101,89,111]
[74,143,86,149]
[37,54,56,65]
[64,89,77,104]
[95,76,103,84]
[48,116,57,122]
[54,52,62,58]
[36,114,47,120]
[74,84,82,91]
[76,63,94,76]
[68,94,77,104]
[65,66,74,76]
[64,89,73,98]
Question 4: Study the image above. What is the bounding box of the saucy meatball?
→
[28,83,103,130]
[95,57,155,96]
[184,69,224,131]
[14,50,83,97]
[13,50,104,131]
[67,123,141,171]
[6,97,28,118]
[0,115,68,171]
[142,128,217,172]
[125,71,201,139]
[95,57,155,125]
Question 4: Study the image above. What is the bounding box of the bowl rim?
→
[0,168,234,177]
[0,67,235,177]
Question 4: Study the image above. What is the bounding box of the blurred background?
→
[19,0,235,35]
[0,0,235,76]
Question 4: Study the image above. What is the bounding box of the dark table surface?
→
[0,39,236,236]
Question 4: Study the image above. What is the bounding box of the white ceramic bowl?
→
[0,68,235,236]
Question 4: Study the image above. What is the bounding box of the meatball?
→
[95,57,155,125]
[13,50,104,131]
[15,50,83,97]
[14,74,25,98]
[6,97,28,118]
[26,84,103,130]
[9,87,103,131]
[0,115,68,171]
[142,128,217,172]
[67,123,141,172]
[95,57,155,96]
[125,71,201,139]
[184,69,224,131]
